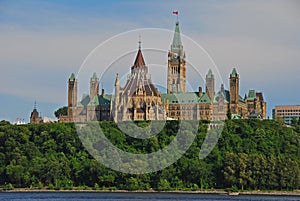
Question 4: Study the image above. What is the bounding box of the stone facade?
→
[60,20,267,122]
[112,47,165,122]
[167,22,186,94]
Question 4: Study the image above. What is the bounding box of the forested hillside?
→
[0,119,299,191]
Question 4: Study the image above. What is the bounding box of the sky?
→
[0,0,300,122]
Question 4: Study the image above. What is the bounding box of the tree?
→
[226,108,232,120]
[125,177,139,191]
[291,117,298,127]
[0,119,300,190]
[54,106,68,119]
[0,120,10,126]
[157,179,171,191]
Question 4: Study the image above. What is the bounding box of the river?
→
[0,192,299,201]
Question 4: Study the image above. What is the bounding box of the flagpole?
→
[172,11,179,23]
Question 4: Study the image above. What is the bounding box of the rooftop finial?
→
[138,34,141,50]
[34,101,37,110]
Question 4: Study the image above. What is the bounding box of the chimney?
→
[101,88,104,97]
[198,86,202,96]
[221,84,224,92]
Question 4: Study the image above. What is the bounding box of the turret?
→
[90,72,99,100]
[206,69,215,100]
[114,73,120,122]
[229,68,239,114]
[68,73,78,117]
[167,20,186,94]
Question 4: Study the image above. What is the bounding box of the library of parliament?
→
[60,20,266,122]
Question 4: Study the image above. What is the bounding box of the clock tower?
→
[167,21,186,94]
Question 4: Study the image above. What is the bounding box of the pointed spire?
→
[69,73,76,81]
[34,101,37,110]
[171,21,183,53]
[231,68,238,77]
[91,72,98,81]
[206,69,214,78]
[133,37,146,67]
[115,73,120,86]
[138,34,141,50]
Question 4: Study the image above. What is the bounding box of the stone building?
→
[60,20,266,122]
[112,44,166,122]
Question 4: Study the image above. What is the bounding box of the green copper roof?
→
[214,90,230,103]
[199,93,211,103]
[206,69,214,78]
[171,22,183,53]
[69,73,76,81]
[162,92,211,104]
[231,68,238,77]
[239,95,246,105]
[91,72,99,81]
[88,95,111,106]
[247,89,256,101]
[77,94,90,107]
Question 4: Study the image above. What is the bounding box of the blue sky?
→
[1,0,300,122]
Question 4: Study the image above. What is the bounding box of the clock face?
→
[173,53,178,58]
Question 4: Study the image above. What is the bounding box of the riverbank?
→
[1,189,300,196]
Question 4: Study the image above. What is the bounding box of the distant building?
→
[43,117,56,123]
[272,105,300,125]
[14,118,26,125]
[30,101,41,124]
[60,19,267,122]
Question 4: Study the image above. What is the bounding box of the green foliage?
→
[0,120,10,126]
[0,120,299,191]
[3,183,14,190]
[54,106,68,119]
[157,179,171,191]
[291,117,298,127]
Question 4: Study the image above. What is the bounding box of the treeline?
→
[0,119,299,191]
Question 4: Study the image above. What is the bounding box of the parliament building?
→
[60,20,266,122]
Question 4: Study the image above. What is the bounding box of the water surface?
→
[0,192,299,201]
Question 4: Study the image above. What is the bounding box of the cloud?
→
[0,0,300,120]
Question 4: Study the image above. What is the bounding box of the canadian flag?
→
[172,11,178,15]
